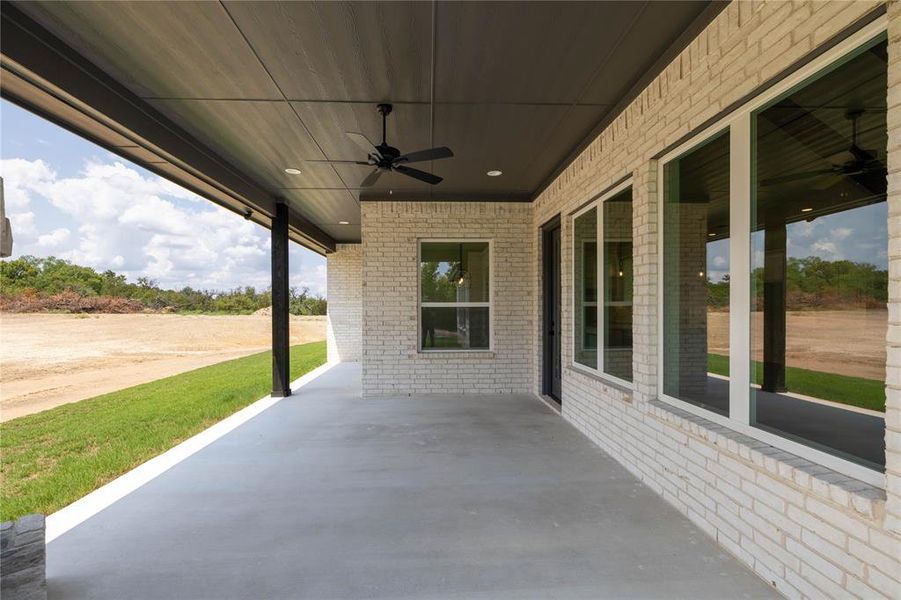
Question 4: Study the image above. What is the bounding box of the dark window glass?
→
[751,37,887,470]
[574,209,597,368]
[603,189,633,382]
[663,131,731,416]
[421,307,490,350]
[420,242,490,350]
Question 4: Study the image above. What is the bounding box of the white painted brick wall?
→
[351,2,901,597]
[361,201,532,397]
[326,243,362,362]
[528,2,901,598]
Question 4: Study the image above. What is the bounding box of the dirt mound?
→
[253,306,272,317]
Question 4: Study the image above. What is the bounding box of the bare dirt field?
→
[0,313,326,422]
[708,309,886,380]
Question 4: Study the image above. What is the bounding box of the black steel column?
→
[271,201,291,397]
[762,220,787,393]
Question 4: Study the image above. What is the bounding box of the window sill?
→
[647,399,885,519]
[567,365,634,397]
[416,350,496,359]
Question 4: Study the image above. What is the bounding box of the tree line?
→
[707,256,888,310]
[0,256,327,315]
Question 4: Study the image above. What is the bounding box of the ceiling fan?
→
[310,103,453,188]
[760,109,885,187]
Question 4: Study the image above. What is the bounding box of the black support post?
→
[762,220,787,393]
[271,201,291,397]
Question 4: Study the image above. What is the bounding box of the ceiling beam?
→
[0,0,336,254]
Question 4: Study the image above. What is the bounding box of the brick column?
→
[326,244,363,363]
[632,160,658,404]
[885,0,901,535]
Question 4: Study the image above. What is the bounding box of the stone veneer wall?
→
[0,515,46,600]
[326,243,362,363]
[360,201,532,397]
[526,2,901,598]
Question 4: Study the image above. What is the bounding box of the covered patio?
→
[3,1,901,598]
[47,363,773,599]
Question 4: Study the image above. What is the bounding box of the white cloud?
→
[1,158,55,210]
[811,240,840,257]
[37,227,70,248]
[830,227,852,241]
[1,158,327,294]
[713,255,726,267]
[8,211,36,239]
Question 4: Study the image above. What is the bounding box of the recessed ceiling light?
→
[707,233,716,237]
[284,168,302,175]
[486,170,503,177]
[338,220,350,225]
[801,207,813,213]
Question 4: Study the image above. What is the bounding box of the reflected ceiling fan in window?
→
[309,103,453,187]
[760,109,885,187]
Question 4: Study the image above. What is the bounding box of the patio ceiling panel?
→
[14,1,281,101]
[6,0,724,246]
[429,103,608,199]
[281,189,360,243]
[434,1,645,104]
[222,1,432,103]
[147,99,344,190]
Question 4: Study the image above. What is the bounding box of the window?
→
[750,36,887,470]
[419,241,490,350]
[573,184,633,382]
[663,131,730,416]
[574,208,597,368]
[658,26,888,482]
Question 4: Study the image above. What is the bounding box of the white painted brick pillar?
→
[885,0,901,535]
[632,160,658,404]
[326,243,362,363]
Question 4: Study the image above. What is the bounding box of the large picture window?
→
[750,36,887,470]
[419,241,490,351]
[572,184,633,383]
[658,27,888,482]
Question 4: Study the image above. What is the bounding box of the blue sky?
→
[0,100,327,296]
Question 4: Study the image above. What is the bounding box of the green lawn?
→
[0,341,326,521]
[707,353,884,412]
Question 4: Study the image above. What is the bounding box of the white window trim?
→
[655,16,888,488]
[417,238,493,353]
[571,177,634,389]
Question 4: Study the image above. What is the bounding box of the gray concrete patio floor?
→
[48,362,777,599]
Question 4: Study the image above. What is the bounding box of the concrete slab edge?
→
[45,360,338,543]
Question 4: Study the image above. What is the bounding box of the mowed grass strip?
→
[1,341,326,521]
[707,353,885,412]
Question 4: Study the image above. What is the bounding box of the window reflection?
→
[574,208,598,369]
[751,37,887,470]
[420,242,490,350]
[603,189,633,382]
[663,131,730,416]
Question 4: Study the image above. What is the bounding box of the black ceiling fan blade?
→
[395,165,443,185]
[306,159,372,165]
[360,168,383,188]
[761,168,840,186]
[346,132,381,158]
[395,146,454,164]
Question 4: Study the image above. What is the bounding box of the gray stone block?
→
[0,515,46,600]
